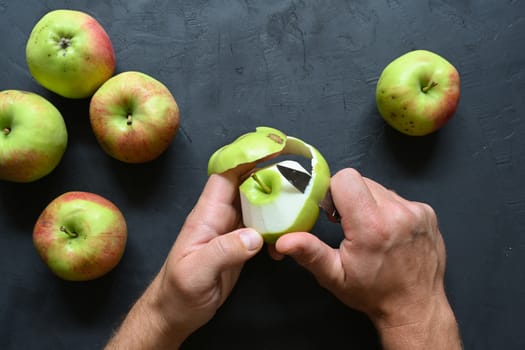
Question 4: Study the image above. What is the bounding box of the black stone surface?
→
[1,1,524,349]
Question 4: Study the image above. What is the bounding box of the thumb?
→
[196,228,264,278]
[276,232,343,290]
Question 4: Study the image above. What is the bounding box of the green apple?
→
[26,9,115,99]
[376,49,460,136]
[89,71,180,163]
[0,90,67,182]
[208,126,330,243]
[33,191,127,281]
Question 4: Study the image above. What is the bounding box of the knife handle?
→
[319,189,341,223]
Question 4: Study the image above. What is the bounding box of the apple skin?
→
[33,191,127,281]
[0,90,68,182]
[208,126,287,175]
[376,50,460,136]
[89,71,180,163]
[26,9,115,99]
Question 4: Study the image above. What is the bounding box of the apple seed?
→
[251,173,272,194]
[60,225,79,238]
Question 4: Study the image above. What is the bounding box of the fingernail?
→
[240,229,262,250]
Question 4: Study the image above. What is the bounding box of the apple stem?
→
[127,114,133,126]
[2,127,9,135]
[60,225,78,238]
[251,173,271,194]
[422,81,438,93]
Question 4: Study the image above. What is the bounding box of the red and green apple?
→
[33,191,127,281]
[376,49,460,136]
[0,90,67,182]
[89,71,180,163]
[26,9,115,99]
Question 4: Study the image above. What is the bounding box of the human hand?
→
[273,168,461,349]
[105,172,263,349]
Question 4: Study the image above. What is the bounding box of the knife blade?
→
[276,164,340,223]
[276,164,310,193]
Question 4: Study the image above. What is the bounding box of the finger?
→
[267,244,286,261]
[331,168,378,223]
[186,228,263,298]
[362,177,400,202]
[195,173,239,216]
[275,232,344,290]
[179,174,241,244]
[169,228,263,309]
[188,228,264,284]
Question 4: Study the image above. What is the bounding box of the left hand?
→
[105,172,263,349]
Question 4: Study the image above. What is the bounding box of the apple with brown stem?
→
[376,50,460,136]
[33,191,127,281]
[89,71,180,163]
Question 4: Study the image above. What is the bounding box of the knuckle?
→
[334,168,361,183]
[343,167,362,178]
[388,201,415,229]
[376,201,422,243]
[364,215,392,248]
[408,201,439,229]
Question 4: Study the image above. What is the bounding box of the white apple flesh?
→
[240,160,316,242]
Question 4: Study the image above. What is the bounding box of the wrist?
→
[371,294,462,350]
[105,272,188,349]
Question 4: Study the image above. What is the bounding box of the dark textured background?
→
[1,1,524,349]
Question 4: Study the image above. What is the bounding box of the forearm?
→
[105,274,187,350]
[373,295,462,350]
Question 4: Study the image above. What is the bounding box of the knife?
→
[276,164,340,223]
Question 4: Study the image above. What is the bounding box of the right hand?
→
[274,168,461,349]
